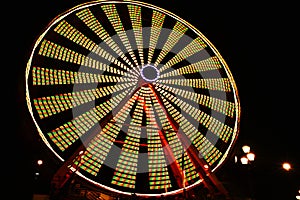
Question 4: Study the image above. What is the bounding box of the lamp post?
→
[296,189,300,199]
[239,145,255,165]
[235,145,256,200]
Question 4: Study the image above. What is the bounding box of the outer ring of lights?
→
[26,0,241,197]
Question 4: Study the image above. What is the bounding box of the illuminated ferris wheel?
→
[26,0,240,198]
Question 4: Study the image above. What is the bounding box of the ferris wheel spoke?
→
[38,39,127,77]
[145,87,201,187]
[76,8,138,76]
[159,56,223,79]
[148,86,221,165]
[147,10,165,65]
[46,88,133,152]
[155,83,236,118]
[159,37,207,73]
[111,92,149,189]
[146,86,186,188]
[53,20,137,78]
[80,90,141,176]
[127,4,144,65]
[139,88,174,189]
[157,86,233,143]
[153,21,188,67]
[101,4,140,74]
[148,84,222,189]
[31,67,135,87]
[32,79,136,119]
[157,78,232,92]
[158,94,223,166]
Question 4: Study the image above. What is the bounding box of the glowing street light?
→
[238,145,255,165]
[282,162,292,171]
[246,152,255,161]
[37,159,43,166]
[237,145,256,199]
[296,189,300,199]
[242,145,251,154]
[240,156,249,165]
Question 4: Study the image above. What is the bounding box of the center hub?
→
[140,64,160,82]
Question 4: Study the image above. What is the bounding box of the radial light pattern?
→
[26,0,240,197]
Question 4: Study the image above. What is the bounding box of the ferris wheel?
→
[26,0,240,198]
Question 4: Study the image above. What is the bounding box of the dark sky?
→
[8,1,299,200]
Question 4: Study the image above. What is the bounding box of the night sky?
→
[8,1,299,199]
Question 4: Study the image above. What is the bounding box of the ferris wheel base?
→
[48,169,231,200]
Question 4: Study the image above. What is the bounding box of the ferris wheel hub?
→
[140,64,160,82]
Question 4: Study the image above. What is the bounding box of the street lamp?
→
[240,156,249,165]
[296,189,300,199]
[238,145,255,165]
[282,162,292,171]
[246,152,255,162]
[242,145,251,154]
[235,145,256,200]
[37,159,43,166]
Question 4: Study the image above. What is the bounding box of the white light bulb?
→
[240,157,249,165]
[242,145,250,153]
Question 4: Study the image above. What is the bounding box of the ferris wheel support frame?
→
[149,84,230,199]
[48,85,231,199]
